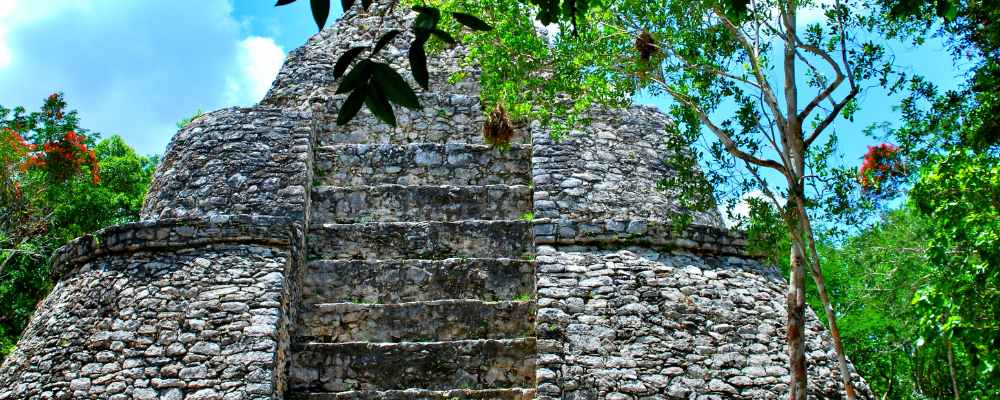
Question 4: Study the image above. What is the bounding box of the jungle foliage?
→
[0,94,157,359]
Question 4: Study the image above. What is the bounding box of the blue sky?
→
[0,1,963,174]
[0,0,341,156]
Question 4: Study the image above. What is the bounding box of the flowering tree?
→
[0,94,156,358]
[857,143,906,197]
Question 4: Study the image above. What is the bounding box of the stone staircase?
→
[286,112,537,399]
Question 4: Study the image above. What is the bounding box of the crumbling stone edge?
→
[532,218,753,257]
[50,215,300,280]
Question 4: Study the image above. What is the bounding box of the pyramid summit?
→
[1,4,870,399]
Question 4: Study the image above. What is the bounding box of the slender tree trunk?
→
[945,338,960,400]
[881,361,895,400]
[782,2,808,390]
[787,213,809,400]
[795,198,857,399]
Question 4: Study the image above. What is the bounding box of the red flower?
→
[858,143,905,192]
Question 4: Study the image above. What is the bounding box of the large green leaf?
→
[310,0,330,31]
[336,60,372,94]
[364,84,397,126]
[373,30,402,55]
[336,84,368,125]
[451,12,493,31]
[408,37,430,90]
[413,6,441,31]
[430,29,456,45]
[334,47,367,79]
[372,63,421,109]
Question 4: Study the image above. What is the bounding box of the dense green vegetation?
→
[742,0,1000,396]
[0,94,156,359]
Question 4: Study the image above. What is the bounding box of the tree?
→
[870,1,1000,397]
[531,1,899,397]
[0,94,156,359]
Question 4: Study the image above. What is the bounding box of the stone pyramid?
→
[0,3,872,399]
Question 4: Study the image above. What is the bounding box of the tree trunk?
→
[787,228,809,400]
[945,338,960,400]
[795,198,857,399]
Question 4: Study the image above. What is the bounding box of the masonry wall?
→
[530,102,873,398]
[141,107,313,221]
[531,106,724,230]
[0,217,303,400]
[533,246,873,399]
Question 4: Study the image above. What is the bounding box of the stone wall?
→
[262,3,479,110]
[531,106,724,230]
[261,4,499,148]
[0,216,303,400]
[313,143,532,187]
[141,107,313,221]
[532,219,747,256]
[534,246,873,399]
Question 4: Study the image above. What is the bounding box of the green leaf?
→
[336,60,372,94]
[340,0,354,11]
[275,0,297,6]
[408,37,430,90]
[451,12,492,31]
[430,29,456,45]
[336,84,367,125]
[413,6,440,31]
[412,6,440,17]
[364,84,396,126]
[310,0,330,31]
[372,63,421,109]
[373,30,401,55]
[334,47,367,79]
[943,2,958,21]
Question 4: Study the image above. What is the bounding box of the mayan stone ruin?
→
[0,4,872,400]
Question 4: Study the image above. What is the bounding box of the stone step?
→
[296,300,536,342]
[316,94,529,146]
[288,339,536,392]
[307,221,533,260]
[314,144,531,187]
[301,259,535,305]
[311,185,533,223]
[286,388,536,400]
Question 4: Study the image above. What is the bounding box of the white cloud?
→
[748,0,835,27]
[798,0,836,26]
[0,0,15,68]
[0,1,290,156]
[224,36,285,106]
[720,189,787,229]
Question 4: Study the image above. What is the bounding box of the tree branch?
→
[804,87,858,148]
[796,40,846,121]
[671,50,763,89]
[652,77,788,173]
[713,7,787,130]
